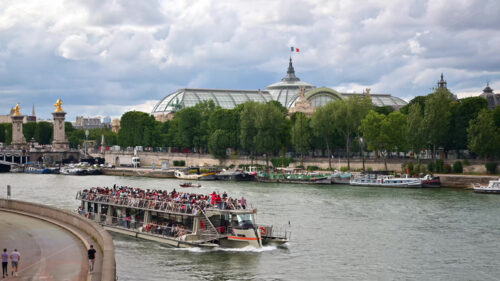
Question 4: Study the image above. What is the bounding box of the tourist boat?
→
[473,179,500,194]
[174,167,217,180]
[76,187,290,249]
[350,174,422,188]
[179,182,202,188]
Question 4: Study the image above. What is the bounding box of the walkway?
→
[0,211,89,280]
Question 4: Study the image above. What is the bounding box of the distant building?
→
[102,116,112,125]
[74,116,110,129]
[479,83,499,109]
[151,58,408,120]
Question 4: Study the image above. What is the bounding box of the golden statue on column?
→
[54,99,64,112]
[13,103,21,116]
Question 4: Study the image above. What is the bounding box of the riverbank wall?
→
[0,198,116,281]
[436,174,499,188]
[94,151,490,173]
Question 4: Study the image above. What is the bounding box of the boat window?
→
[236,213,255,228]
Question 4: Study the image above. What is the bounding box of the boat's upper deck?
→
[77,186,252,216]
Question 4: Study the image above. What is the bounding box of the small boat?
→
[473,179,500,194]
[24,166,53,174]
[421,174,441,187]
[174,167,217,180]
[330,171,352,184]
[180,182,202,188]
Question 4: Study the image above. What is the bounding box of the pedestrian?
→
[10,249,20,277]
[2,248,8,278]
[88,245,96,272]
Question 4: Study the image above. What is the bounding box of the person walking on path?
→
[10,249,20,277]
[2,248,8,278]
[88,245,96,272]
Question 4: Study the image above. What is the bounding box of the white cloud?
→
[0,0,499,119]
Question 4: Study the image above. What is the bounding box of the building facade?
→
[151,58,407,119]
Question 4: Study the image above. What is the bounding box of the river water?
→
[1,174,499,281]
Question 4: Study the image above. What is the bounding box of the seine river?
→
[1,174,500,281]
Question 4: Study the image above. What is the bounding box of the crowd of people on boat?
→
[78,185,248,215]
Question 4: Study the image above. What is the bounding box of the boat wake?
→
[172,245,279,253]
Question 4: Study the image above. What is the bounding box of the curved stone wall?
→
[0,198,116,281]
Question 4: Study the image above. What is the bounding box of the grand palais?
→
[151,58,408,121]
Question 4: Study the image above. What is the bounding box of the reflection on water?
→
[1,174,500,280]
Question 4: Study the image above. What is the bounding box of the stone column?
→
[52,111,70,151]
[11,115,27,150]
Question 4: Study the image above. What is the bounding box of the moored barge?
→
[76,186,290,248]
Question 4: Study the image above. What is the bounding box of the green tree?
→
[449,97,488,152]
[468,109,500,161]
[291,112,311,166]
[23,122,37,141]
[407,103,426,162]
[208,108,240,149]
[333,96,372,170]
[386,111,408,155]
[239,101,259,159]
[208,129,231,161]
[310,102,337,169]
[118,111,160,147]
[493,106,500,128]
[35,122,53,144]
[254,102,285,166]
[400,96,427,115]
[374,106,394,115]
[424,88,454,158]
[360,110,389,169]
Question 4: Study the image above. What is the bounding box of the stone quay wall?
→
[98,151,488,173]
[0,199,116,281]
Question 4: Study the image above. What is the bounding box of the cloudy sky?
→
[1,0,499,120]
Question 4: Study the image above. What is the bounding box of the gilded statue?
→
[13,103,21,116]
[54,99,64,112]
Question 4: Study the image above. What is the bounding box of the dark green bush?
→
[435,159,444,173]
[307,165,320,171]
[296,165,305,169]
[428,162,436,173]
[173,160,185,167]
[485,162,498,174]
[453,161,463,173]
[463,159,470,166]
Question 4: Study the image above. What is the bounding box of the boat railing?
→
[78,210,193,239]
[77,191,251,215]
[258,223,291,240]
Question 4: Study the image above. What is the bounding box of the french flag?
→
[290,47,300,52]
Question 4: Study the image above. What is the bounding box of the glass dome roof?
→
[152,88,272,114]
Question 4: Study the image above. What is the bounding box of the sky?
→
[1,0,499,120]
